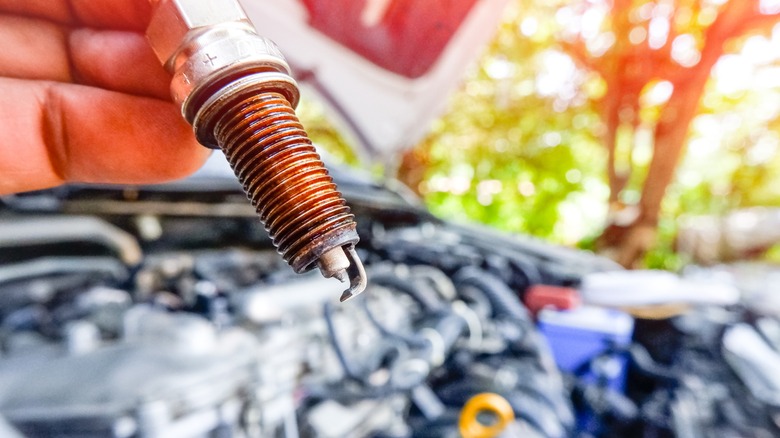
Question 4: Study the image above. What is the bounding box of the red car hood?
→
[240,0,509,161]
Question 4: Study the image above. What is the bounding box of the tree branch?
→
[559,40,609,79]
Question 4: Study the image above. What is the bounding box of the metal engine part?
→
[0,186,586,438]
[6,164,780,437]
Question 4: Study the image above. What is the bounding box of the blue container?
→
[537,306,634,392]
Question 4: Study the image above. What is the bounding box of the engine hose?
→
[481,358,573,428]
[0,217,142,266]
[510,380,574,426]
[627,343,678,383]
[361,339,397,371]
[453,267,530,322]
[433,313,467,354]
[326,300,448,389]
[323,301,364,380]
[369,271,446,313]
[360,297,429,348]
[311,355,431,400]
[361,298,466,363]
[578,382,639,423]
[523,331,562,374]
[504,252,543,287]
[408,265,457,300]
[2,305,49,333]
[0,257,129,286]
[504,392,567,438]
[718,398,775,438]
[318,378,416,401]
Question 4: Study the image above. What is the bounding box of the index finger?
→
[0,0,152,31]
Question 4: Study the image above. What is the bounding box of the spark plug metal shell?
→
[146,0,367,301]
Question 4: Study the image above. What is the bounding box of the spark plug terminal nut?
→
[146,0,367,301]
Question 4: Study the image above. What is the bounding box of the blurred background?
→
[3,3,780,436]
[294,0,780,271]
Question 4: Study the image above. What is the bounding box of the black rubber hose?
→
[434,313,467,354]
[362,340,405,378]
[361,298,466,360]
[578,381,639,423]
[360,297,429,348]
[370,271,445,313]
[627,343,678,383]
[323,301,364,380]
[453,266,530,322]
[505,392,568,438]
[2,305,49,332]
[504,252,544,286]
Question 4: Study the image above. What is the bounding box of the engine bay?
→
[0,162,778,437]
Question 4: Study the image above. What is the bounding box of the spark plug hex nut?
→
[146,0,249,66]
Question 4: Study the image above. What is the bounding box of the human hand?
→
[0,0,210,195]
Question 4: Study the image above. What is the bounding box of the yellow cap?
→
[458,392,515,438]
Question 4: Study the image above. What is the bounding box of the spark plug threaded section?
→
[213,91,359,274]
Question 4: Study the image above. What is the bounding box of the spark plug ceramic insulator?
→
[146,0,366,301]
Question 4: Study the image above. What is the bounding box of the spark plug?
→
[145,0,366,301]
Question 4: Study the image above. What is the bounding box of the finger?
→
[0,16,170,99]
[0,15,72,82]
[70,0,153,31]
[0,0,152,31]
[0,0,71,24]
[0,78,210,195]
[69,28,171,100]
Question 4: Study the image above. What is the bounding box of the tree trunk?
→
[597,0,779,268]
[639,3,768,223]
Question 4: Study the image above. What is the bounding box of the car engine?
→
[0,159,779,437]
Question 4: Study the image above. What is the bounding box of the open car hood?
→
[239,0,510,162]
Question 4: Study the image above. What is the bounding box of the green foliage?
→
[415,2,610,244]
[659,47,780,215]
[303,0,780,267]
[416,1,780,264]
[643,217,686,271]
